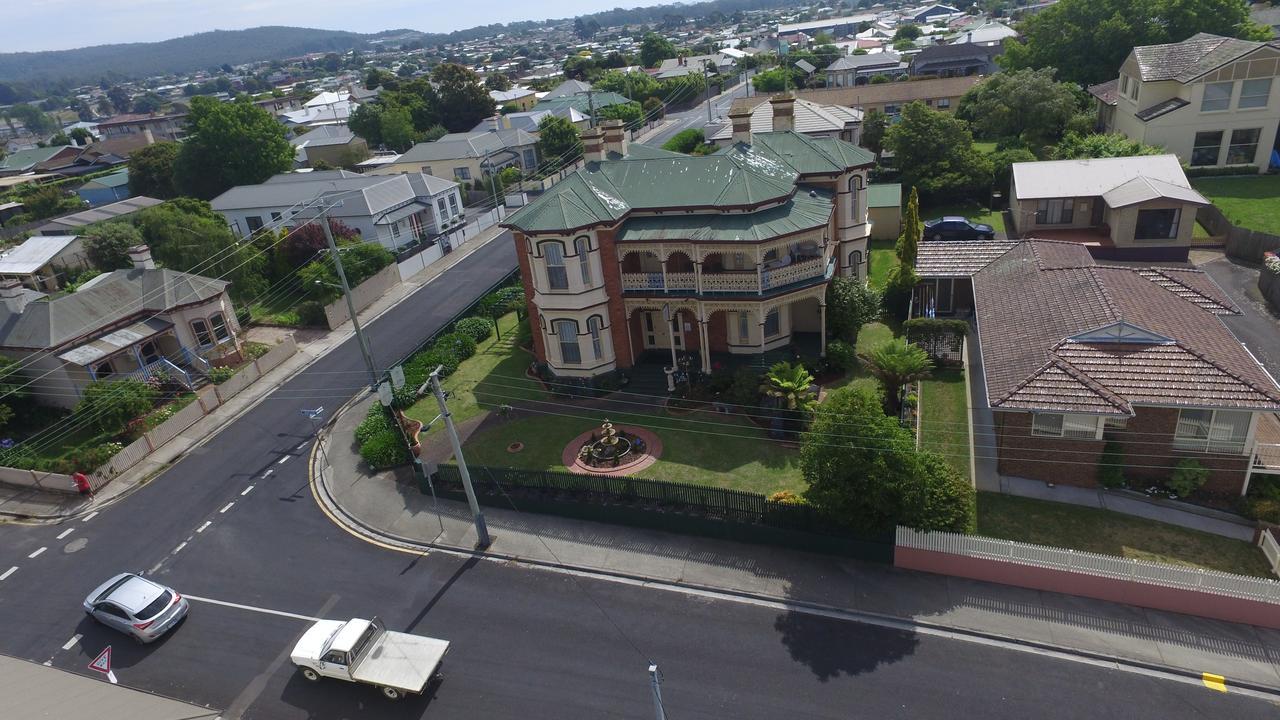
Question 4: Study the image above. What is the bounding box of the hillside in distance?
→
[0,26,400,85]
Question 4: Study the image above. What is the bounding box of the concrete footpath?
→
[314,395,1280,693]
[0,222,510,522]
[0,653,219,719]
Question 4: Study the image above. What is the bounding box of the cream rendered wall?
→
[1105,200,1196,248]
[529,230,615,376]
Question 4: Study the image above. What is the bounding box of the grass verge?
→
[920,368,969,480]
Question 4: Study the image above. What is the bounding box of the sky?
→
[2,0,652,53]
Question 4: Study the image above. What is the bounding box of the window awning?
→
[58,318,173,366]
[375,202,431,226]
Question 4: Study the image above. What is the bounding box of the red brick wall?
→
[596,228,633,369]
[513,231,547,363]
[994,408,1250,494]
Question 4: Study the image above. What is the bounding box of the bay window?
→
[542,242,568,290]
[587,316,604,360]
[1134,208,1180,241]
[1174,409,1251,454]
[574,236,592,285]
[553,319,581,364]
[209,312,231,343]
[763,309,780,338]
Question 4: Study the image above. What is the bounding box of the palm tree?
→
[864,338,932,416]
[760,361,818,414]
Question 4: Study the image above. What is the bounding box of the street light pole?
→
[427,368,490,549]
[318,212,378,389]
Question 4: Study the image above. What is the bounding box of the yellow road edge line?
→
[1202,672,1227,692]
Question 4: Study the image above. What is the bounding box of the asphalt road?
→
[643,74,754,148]
[0,230,1274,718]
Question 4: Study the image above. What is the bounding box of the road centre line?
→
[172,541,187,554]
[61,635,81,651]
[56,528,74,540]
[276,456,290,465]
[196,521,212,533]
[262,469,273,477]
[241,485,254,496]
[27,547,46,559]
[81,511,98,523]
[0,566,16,581]
[183,594,323,622]
[220,502,235,514]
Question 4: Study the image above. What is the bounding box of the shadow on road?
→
[404,556,480,634]
[772,610,918,681]
[277,671,442,719]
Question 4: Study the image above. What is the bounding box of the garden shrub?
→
[1098,441,1126,489]
[1166,458,1209,497]
[768,490,806,506]
[433,332,476,362]
[208,366,237,384]
[76,379,157,434]
[454,317,493,344]
[296,300,328,327]
[1240,497,1280,524]
[359,429,410,470]
[825,340,857,373]
[724,367,762,408]
[242,341,272,360]
[355,405,395,445]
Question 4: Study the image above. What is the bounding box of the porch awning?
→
[58,318,173,366]
[374,202,430,226]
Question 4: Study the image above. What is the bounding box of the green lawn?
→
[919,369,969,480]
[249,286,309,326]
[404,312,544,439]
[973,141,998,154]
[919,201,1005,233]
[1192,175,1280,236]
[977,492,1272,577]
[867,238,896,291]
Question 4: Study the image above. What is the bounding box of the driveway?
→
[1194,251,1280,380]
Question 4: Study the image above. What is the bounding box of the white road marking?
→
[262,469,273,477]
[61,634,81,651]
[147,560,164,574]
[196,521,212,533]
[81,511,98,523]
[0,566,16,581]
[275,456,289,465]
[56,528,75,540]
[27,547,46,559]
[172,541,187,554]
[183,594,322,622]
[295,442,306,451]
[241,485,254,496]
[220,502,235,514]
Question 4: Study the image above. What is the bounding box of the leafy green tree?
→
[21,186,84,220]
[485,73,512,91]
[751,67,794,92]
[48,131,71,146]
[85,223,142,271]
[885,102,993,204]
[595,70,661,102]
[861,108,888,157]
[68,127,94,145]
[596,101,643,127]
[863,338,933,416]
[662,128,707,154]
[127,141,180,199]
[5,104,56,135]
[894,23,922,40]
[1050,131,1165,160]
[896,187,921,268]
[989,146,1038,195]
[999,0,1273,85]
[825,277,881,345]
[640,32,678,68]
[432,64,495,132]
[173,96,293,200]
[348,102,386,147]
[760,362,818,413]
[106,86,130,114]
[76,378,156,433]
[0,355,28,431]
[956,68,1085,151]
[536,115,581,166]
[135,199,268,301]
[131,92,164,114]
[300,243,394,302]
[379,105,420,152]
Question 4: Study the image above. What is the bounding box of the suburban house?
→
[500,106,874,380]
[949,20,1019,47]
[366,129,539,183]
[909,42,1001,77]
[903,3,964,23]
[709,98,862,144]
[1087,33,1280,173]
[0,246,242,408]
[824,53,909,87]
[37,196,163,235]
[541,79,591,100]
[867,183,903,241]
[777,13,880,43]
[533,90,632,121]
[76,169,132,206]
[913,239,1280,496]
[751,76,981,118]
[489,87,539,112]
[0,145,79,177]
[290,126,369,168]
[654,53,738,79]
[468,109,589,134]
[280,91,358,128]
[0,235,91,291]
[1008,154,1209,261]
[211,170,463,250]
[95,113,186,142]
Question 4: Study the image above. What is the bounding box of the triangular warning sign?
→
[88,646,112,674]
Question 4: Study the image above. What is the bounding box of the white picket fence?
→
[1260,529,1280,579]
[897,527,1280,604]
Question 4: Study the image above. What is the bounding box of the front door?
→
[1090,198,1105,226]
[642,311,684,351]
[139,341,161,365]
[317,650,350,679]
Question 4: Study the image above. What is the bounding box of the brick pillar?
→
[595,227,633,369]
[514,231,547,363]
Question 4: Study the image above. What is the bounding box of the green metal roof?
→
[0,145,72,172]
[867,183,902,208]
[617,190,833,243]
[726,132,875,176]
[83,169,130,189]
[534,92,632,116]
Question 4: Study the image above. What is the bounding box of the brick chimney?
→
[599,119,627,159]
[581,125,606,163]
[770,95,795,133]
[128,245,155,270]
[0,279,28,314]
[729,106,753,145]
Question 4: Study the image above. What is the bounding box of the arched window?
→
[574,236,592,285]
[587,316,604,360]
[541,242,568,290]
[553,319,581,364]
[848,250,864,279]
[848,174,863,214]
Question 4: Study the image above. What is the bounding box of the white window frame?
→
[587,316,604,360]
[1190,130,1223,166]
[190,318,214,348]
[763,309,781,339]
[1238,78,1271,110]
[553,319,581,364]
[542,242,569,291]
[736,311,750,343]
[574,236,592,286]
[209,312,231,343]
[1174,408,1252,454]
[1226,127,1261,165]
[1031,413,1103,440]
[1201,81,1233,112]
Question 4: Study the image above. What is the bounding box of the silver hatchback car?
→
[83,573,189,643]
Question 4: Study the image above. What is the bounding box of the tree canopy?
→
[432,64,496,132]
[536,115,581,165]
[127,142,181,200]
[173,96,293,200]
[885,103,992,204]
[999,0,1273,85]
[134,199,268,301]
[1050,131,1165,159]
[956,68,1086,151]
[640,33,677,68]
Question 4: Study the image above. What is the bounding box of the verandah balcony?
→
[621,255,831,296]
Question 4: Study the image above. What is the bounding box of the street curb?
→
[308,417,1280,698]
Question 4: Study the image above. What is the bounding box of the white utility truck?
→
[291,617,449,699]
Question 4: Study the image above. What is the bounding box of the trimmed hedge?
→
[454,316,493,344]
[359,428,410,470]
[355,405,395,445]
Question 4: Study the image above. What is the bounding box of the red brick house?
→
[916,239,1280,495]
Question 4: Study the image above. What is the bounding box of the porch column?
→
[660,258,669,292]
[819,302,827,357]
[132,345,148,379]
[694,260,703,294]
[698,317,710,373]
